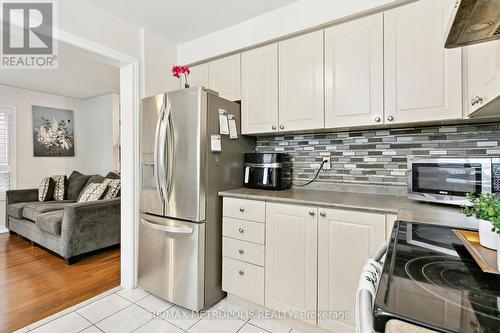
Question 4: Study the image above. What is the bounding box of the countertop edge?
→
[218,191,399,214]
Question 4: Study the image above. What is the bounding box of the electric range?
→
[373,221,500,333]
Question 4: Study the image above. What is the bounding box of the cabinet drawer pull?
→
[238,270,245,276]
[238,228,245,233]
[320,211,326,217]
[238,249,245,254]
[239,207,245,212]
[309,210,315,216]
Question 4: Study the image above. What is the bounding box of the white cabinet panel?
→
[222,257,264,305]
[318,208,385,333]
[464,40,500,116]
[241,44,279,134]
[223,197,266,223]
[265,203,317,325]
[209,54,241,101]
[384,0,462,124]
[279,31,324,132]
[325,14,384,128]
[181,63,209,89]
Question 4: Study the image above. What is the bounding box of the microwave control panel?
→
[493,163,500,193]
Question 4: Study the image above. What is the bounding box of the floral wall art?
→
[32,105,75,157]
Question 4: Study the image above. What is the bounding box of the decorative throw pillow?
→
[77,183,108,203]
[52,175,67,201]
[102,179,121,200]
[66,171,91,201]
[38,177,55,202]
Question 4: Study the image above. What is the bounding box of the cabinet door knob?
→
[309,210,315,216]
[238,270,244,276]
[239,207,245,212]
[374,116,381,123]
[238,249,244,254]
[387,116,394,122]
[471,98,476,106]
[272,125,277,131]
[238,228,244,233]
[279,125,285,130]
[320,211,326,217]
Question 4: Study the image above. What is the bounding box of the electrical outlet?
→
[322,156,331,170]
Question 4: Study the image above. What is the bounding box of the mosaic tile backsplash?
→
[255,123,500,186]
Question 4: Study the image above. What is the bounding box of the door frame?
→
[54,30,140,288]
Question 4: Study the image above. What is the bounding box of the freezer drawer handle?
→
[140,218,193,234]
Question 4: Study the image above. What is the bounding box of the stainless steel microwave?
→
[407,157,500,206]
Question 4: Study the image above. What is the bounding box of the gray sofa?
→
[6,171,121,264]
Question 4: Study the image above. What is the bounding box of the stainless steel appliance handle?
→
[165,101,175,200]
[140,218,193,234]
[154,100,167,203]
[357,242,388,333]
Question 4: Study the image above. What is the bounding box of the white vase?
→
[478,219,497,250]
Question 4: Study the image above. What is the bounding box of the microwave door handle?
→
[154,100,167,204]
[263,167,269,185]
[140,218,193,234]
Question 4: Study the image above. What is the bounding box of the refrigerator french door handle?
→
[154,100,167,204]
[165,101,175,201]
[140,218,193,234]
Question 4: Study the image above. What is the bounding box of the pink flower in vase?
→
[172,65,190,88]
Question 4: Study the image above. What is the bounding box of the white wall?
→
[82,93,119,175]
[178,0,410,64]
[0,85,115,189]
[141,29,179,98]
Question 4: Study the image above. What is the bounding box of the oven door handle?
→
[356,242,388,333]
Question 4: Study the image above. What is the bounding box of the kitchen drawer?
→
[223,237,265,266]
[223,217,265,244]
[222,257,264,305]
[223,198,265,223]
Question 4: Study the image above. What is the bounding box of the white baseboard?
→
[0,227,9,234]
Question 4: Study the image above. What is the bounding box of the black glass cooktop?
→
[373,221,500,333]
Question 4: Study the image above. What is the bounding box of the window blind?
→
[0,110,10,193]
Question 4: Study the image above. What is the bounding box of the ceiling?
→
[83,0,300,43]
[0,42,120,100]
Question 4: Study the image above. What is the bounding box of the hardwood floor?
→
[0,233,120,333]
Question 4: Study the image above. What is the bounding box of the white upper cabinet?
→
[209,54,241,101]
[182,63,209,89]
[325,14,384,128]
[384,0,462,124]
[464,39,500,117]
[241,44,279,134]
[317,208,385,333]
[265,203,318,326]
[279,31,324,132]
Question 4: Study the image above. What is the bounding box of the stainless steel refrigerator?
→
[138,87,254,311]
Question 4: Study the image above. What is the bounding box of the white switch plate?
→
[322,156,331,170]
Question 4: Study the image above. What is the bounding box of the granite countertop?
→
[219,187,478,230]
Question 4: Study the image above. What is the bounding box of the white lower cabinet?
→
[221,197,392,331]
[317,208,385,333]
[222,257,264,305]
[265,203,318,326]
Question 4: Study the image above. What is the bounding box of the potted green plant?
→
[461,193,500,251]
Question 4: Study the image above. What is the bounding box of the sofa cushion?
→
[38,177,55,202]
[77,175,104,201]
[78,183,108,203]
[36,210,64,236]
[22,201,74,222]
[8,202,32,219]
[52,175,67,201]
[103,179,121,199]
[106,172,120,179]
[67,171,91,201]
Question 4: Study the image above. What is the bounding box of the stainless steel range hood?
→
[445,0,500,48]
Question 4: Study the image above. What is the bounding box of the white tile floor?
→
[15,288,308,333]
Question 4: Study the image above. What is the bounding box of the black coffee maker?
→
[243,153,291,190]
